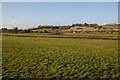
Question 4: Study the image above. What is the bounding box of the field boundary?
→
[2,34,120,40]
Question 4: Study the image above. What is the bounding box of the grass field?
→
[2,36,119,79]
[2,33,119,40]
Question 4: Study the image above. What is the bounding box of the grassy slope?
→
[32,25,119,33]
[70,26,95,31]
[2,36,119,79]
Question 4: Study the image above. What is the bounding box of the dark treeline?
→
[37,25,71,29]
[1,27,33,33]
[71,23,98,27]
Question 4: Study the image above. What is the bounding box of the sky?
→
[2,2,118,29]
[1,0,120,2]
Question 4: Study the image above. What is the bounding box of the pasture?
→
[2,36,119,79]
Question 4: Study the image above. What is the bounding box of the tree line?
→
[1,23,119,33]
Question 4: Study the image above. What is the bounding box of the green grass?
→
[64,33,118,37]
[2,36,119,79]
[2,32,119,39]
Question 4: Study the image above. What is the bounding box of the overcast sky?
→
[2,2,118,29]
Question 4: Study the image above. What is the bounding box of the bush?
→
[44,30,49,33]
[40,31,43,33]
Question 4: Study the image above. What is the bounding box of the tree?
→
[98,26,103,29]
[2,28,7,33]
[84,23,88,26]
[38,25,42,29]
[13,27,18,33]
[89,24,98,27]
